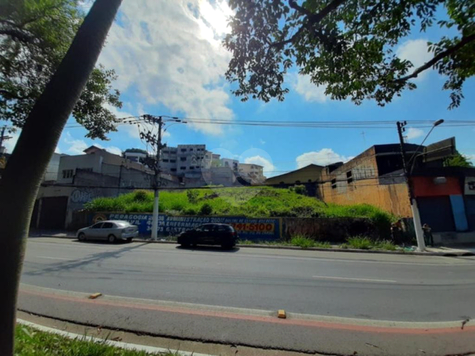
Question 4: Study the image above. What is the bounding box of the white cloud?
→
[291,74,328,103]
[259,139,266,145]
[396,39,432,81]
[405,127,425,141]
[296,149,350,168]
[244,155,275,174]
[98,0,234,136]
[64,132,88,154]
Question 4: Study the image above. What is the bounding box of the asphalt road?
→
[21,238,475,322]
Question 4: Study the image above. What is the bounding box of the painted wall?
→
[320,180,411,217]
[412,176,462,197]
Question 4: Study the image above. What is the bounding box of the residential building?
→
[123,148,147,164]
[161,144,212,176]
[265,164,324,196]
[57,146,149,184]
[238,163,265,185]
[221,158,239,172]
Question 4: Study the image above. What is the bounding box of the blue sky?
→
[7,0,474,177]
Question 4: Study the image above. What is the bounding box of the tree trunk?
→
[0,1,122,354]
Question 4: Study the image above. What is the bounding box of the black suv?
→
[177,223,237,249]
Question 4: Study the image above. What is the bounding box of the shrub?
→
[290,235,315,249]
[199,203,213,215]
[183,208,197,215]
[186,190,199,204]
[294,185,307,195]
[374,240,397,251]
[133,190,149,202]
[346,236,373,249]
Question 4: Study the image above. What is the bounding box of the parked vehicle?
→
[177,223,237,249]
[77,220,138,243]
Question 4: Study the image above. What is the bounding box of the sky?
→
[5,0,475,177]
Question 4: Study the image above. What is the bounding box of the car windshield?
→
[4,1,475,355]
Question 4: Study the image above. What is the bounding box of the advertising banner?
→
[91,213,281,241]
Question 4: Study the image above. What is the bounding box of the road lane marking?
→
[36,256,71,260]
[312,275,397,283]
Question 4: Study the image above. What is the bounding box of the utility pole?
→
[140,115,165,240]
[397,121,426,252]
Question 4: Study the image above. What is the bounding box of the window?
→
[190,166,194,169]
[163,159,169,162]
[331,178,337,189]
[170,160,176,163]
[346,171,353,184]
[196,166,200,169]
[181,148,186,152]
[62,169,73,179]
[171,168,177,172]
[102,222,114,228]
[190,148,193,151]
[180,166,186,170]
[82,168,93,172]
[180,157,186,161]
[91,223,103,229]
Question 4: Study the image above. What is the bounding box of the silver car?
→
[77,220,139,243]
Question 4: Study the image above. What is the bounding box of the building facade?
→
[319,144,421,217]
[238,163,265,185]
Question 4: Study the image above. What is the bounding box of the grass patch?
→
[15,325,175,356]
[345,236,398,251]
[346,236,373,250]
[85,187,395,224]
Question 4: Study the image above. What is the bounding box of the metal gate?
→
[417,196,455,232]
[38,196,68,229]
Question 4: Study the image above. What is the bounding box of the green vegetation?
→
[15,325,174,356]
[290,235,332,249]
[85,187,394,224]
[444,152,473,168]
[344,236,397,251]
[238,235,398,251]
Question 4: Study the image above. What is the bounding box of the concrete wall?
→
[58,154,101,183]
[282,217,380,243]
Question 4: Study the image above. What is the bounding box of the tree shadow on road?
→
[24,242,148,276]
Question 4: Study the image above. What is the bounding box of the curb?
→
[17,318,215,356]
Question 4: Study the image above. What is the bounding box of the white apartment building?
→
[238,163,265,185]
[221,158,239,172]
[161,144,213,177]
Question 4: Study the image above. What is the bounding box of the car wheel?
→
[127,238,133,243]
[108,234,117,243]
[78,233,86,242]
[181,243,190,248]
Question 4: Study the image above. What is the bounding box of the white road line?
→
[36,256,71,260]
[312,275,397,283]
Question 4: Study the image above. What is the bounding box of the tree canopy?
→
[224,0,475,108]
[444,151,473,167]
[0,0,122,140]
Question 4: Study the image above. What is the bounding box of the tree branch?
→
[270,0,347,48]
[394,33,475,83]
[0,28,35,44]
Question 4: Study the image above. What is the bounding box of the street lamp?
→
[397,119,444,252]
